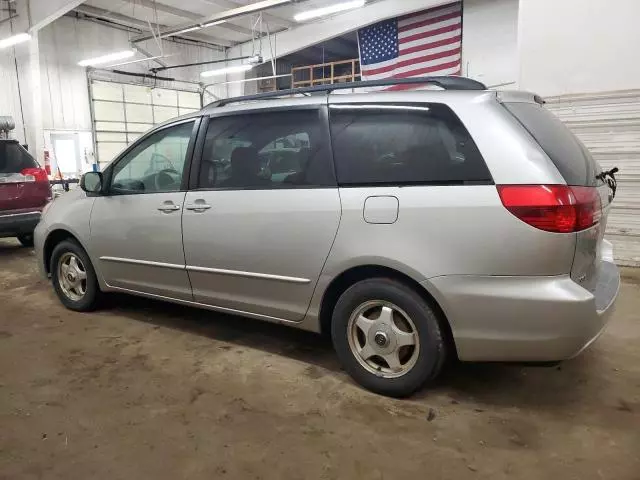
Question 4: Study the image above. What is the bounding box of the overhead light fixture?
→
[170,26,202,36]
[105,55,172,68]
[164,20,225,38]
[201,64,253,78]
[294,0,365,22]
[201,20,226,28]
[78,50,135,67]
[0,33,31,49]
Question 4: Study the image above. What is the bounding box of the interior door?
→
[90,119,198,300]
[51,133,80,177]
[182,109,340,321]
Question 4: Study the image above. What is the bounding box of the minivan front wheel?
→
[51,240,101,311]
[331,278,446,397]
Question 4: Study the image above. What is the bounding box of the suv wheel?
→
[50,240,101,311]
[17,233,34,247]
[331,278,446,397]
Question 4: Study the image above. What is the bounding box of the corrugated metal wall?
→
[547,91,640,266]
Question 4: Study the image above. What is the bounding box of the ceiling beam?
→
[134,0,253,36]
[74,4,232,47]
[135,0,201,21]
[213,21,253,37]
[229,0,449,61]
[199,0,293,29]
[131,0,294,43]
[315,38,357,58]
[29,0,86,31]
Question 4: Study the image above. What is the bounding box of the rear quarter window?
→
[0,142,38,174]
[329,103,491,186]
[503,102,600,186]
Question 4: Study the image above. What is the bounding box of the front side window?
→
[329,104,491,186]
[111,121,194,194]
[197,110,334,189]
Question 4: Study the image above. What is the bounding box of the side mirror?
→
[80,171,103,194]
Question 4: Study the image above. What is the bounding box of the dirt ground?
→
[0,238,639,480]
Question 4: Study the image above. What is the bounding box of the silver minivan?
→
[35,77,620,397]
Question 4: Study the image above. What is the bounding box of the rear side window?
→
[329,104,491,186]
[503,102,600,186]
[0,142,38,174]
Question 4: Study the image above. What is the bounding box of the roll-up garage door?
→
[546,90,640,266]
[89,79,202,168]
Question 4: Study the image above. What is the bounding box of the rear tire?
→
[17,233,34,247]
[331,278,446,397]
[50,239,102,311]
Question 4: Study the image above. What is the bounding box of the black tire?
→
[17,233,34,247]
[50,239,102,311]
[331,278,446,398]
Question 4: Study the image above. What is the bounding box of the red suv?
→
[0,140,51,247]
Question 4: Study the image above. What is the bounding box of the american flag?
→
[357,2,462,89]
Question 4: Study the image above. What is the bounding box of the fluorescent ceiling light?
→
[201,64,253,78]
[78,50,135,67]
[0,33,31,49]
[294,0,365,22]
[171,26,201,35]
[201,20,226,28]
[165,20,225,38]
[105,55,172,68]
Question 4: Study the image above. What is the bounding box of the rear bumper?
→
[0,210,41,236]
[425,261,620,362]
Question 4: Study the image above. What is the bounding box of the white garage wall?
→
[517,0,640,266]
[0,22,41,152]
[0,43,28,143]
[518,0,640,96]
[39,15,224,132]
[462,0,519,88]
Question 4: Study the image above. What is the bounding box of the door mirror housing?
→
[80,171,103,194]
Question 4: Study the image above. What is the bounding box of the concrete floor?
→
[1,238,639,480]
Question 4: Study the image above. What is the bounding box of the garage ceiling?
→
[77,0,357,47]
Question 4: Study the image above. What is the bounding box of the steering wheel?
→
[154,168,180,191]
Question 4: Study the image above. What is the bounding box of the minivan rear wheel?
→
[50,240,101,311]
[331,278,446,397]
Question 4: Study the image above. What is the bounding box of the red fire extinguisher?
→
[44,149,52,176]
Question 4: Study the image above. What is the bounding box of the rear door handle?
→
[185,202,211,212]
[158,203,181,213]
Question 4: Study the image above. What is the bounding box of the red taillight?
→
[497,185,601,233]
[20,167,49,183]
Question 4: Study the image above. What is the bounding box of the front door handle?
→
[158,203,181,213]
[185,202,211,212]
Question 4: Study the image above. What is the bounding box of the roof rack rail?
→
[207,76,487,108]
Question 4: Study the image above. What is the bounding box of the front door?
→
[182,109,340,321]
[90,119,198,300]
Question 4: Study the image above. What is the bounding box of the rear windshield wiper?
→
[596,167,619,199]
